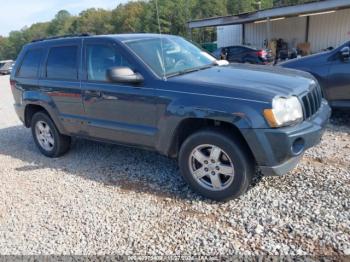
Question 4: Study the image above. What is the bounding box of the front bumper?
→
[243,100,331,176]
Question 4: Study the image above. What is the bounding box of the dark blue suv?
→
[10,34,331,200]
[281,41,350,109]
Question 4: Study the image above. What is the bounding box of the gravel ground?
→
[0,75,349,257]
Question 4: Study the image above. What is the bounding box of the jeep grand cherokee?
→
[10,34,331,200]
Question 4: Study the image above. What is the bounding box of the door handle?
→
[85,90,102,98]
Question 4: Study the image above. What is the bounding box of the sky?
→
[0,0,129,36]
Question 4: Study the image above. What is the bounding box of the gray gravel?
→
[0,75,349,256]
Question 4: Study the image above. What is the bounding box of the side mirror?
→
[107,67,144,85]
[340,46,350,61]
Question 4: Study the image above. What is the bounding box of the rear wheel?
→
[179,129,255,201]
[31,112,71,157]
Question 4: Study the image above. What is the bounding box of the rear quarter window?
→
[46,46,78,80]
[17,49,43,78]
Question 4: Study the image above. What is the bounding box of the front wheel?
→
[179,129,255,201]
[31,112,71,158]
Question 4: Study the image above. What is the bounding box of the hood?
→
[168,63,316,103]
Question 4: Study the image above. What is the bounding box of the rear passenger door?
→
[81,39,157,148]
[39,40,85,135]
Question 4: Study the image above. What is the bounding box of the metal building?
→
[189,0,350,53]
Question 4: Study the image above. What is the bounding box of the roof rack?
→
[31,33,92,43]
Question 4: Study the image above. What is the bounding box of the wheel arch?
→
[24,103,66,134]
[165,117,255,163]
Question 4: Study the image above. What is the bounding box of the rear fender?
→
[22,90,67,134]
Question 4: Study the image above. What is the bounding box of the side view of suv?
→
[10,34,331,201]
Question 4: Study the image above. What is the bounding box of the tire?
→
[31,111,71,157]
[179,129,255,201]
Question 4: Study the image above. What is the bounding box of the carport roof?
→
[188,0,350,29]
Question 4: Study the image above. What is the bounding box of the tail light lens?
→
[10,80,16,90]
[257,50,267,57]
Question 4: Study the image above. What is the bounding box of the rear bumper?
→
[14,103,25,124]
[242,100,331,176]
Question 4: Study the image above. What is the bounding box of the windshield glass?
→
[125,36,216,77]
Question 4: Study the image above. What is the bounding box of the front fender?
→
[155,95,269,156]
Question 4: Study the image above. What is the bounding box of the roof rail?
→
[31,33,92,43]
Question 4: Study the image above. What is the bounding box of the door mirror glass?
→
[107,66,144,84]
[340,46,350,61]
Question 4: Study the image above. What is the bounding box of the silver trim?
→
[156,88,270,104]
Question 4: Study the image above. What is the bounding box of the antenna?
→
[155,0,167,80]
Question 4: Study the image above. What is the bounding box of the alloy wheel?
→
[189,144,235,191]
[35,120,55,151]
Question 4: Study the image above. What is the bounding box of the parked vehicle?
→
[212,45,274,64]
[7,62,15,74]
[0,60,14,75]
[10,34,330,200]
[281,41,350,109]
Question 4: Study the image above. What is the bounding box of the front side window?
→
[86,44,131,82]
[125,36,216,77]
[17,49,43,78]
[46,46,78,80]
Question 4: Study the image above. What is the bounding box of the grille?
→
[301,84,323,119]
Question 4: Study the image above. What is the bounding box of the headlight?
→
[264,96,303,127]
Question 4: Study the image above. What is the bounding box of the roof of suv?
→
[26,33,175,48]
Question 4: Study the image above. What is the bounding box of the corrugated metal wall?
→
[217,25,242,48]
[309,8,350,52]
[245,16,307,48]
[217,8,350,53]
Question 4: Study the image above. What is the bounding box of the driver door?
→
[81,39,158,148]
[327,43,350,105]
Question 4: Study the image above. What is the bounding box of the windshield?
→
[125,36,216,78]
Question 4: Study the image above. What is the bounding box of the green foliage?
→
[47,10,74,36]
[112,2,147,33]
[273,0,319,7]
[70,8,114,35]
[0,0,322,60]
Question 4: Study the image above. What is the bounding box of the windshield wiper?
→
[167,64,215,78]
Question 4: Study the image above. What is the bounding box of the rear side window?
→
[17,49,43,78]
[46,46,78,80]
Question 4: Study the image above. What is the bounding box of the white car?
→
[0,60,14,75]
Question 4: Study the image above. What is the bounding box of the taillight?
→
[257,50,267,57]
[10,80,16,90]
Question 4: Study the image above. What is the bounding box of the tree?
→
[227,0,273,15]
[112,2,147,33]
[24,22,51,41]
[69,8,113,35]
[273,0,317,7]
[47,10,74,36]
[5,31,27,59]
